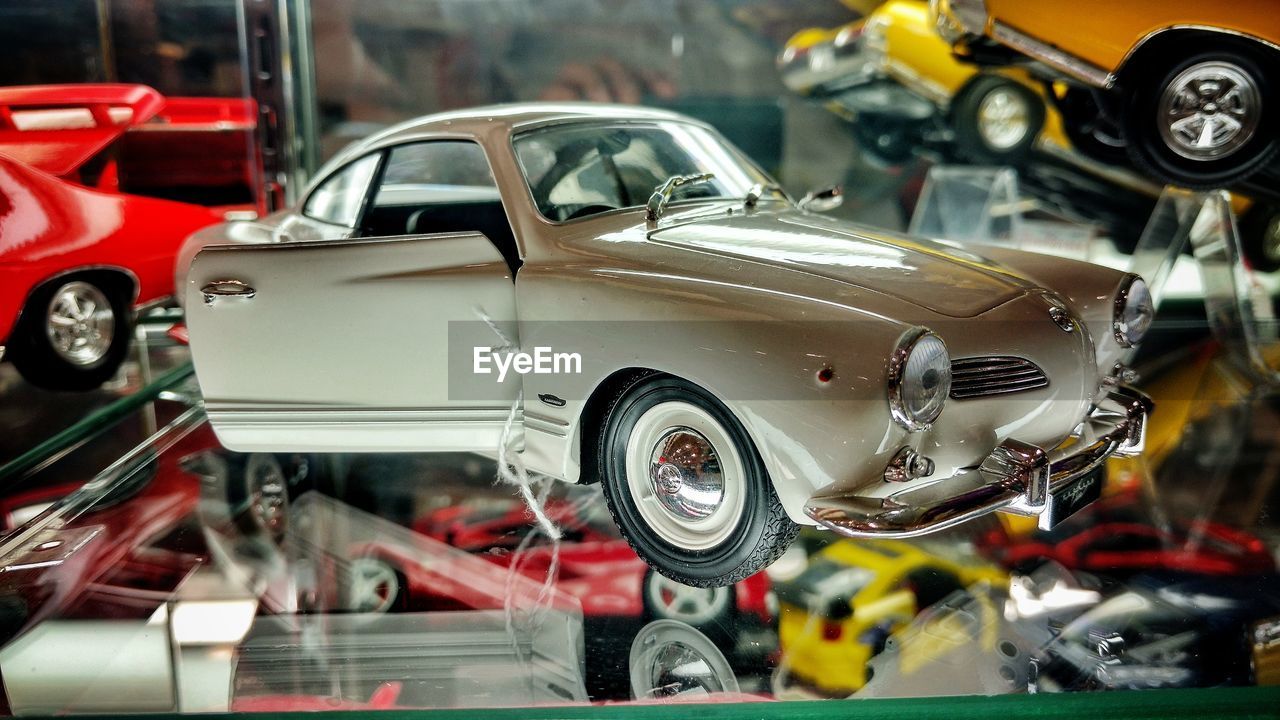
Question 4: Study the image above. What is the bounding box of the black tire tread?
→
[594,371,799,588]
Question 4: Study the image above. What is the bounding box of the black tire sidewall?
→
[952,74,1045,164]
[1124,48,1277,189]
[9,277,131,391]
[599,376,776,586]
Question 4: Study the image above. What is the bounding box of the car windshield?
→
[513,120,776,223]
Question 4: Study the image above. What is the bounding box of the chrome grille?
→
[949,356,1049,399]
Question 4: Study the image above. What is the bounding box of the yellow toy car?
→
[780,0,1059,165]
[782,0,1280,271]
[775,538,1006,696]
[932,0,1280,190]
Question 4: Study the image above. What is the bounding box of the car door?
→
[186,139,522,453]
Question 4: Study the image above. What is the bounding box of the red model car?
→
[979,492,1276,576]
[0,84,257,390]
[375,496,775,633]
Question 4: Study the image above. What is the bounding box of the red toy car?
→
[395,495,775,632]
[979,491,1276,576]
[0,84,258,390]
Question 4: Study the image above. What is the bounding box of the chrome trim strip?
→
[205,406,516,425]
[990,21,1114,89]
[1112,273,1143,348]
[0,345,5,362]
[804,385,1151,537]
[524,410,569,438]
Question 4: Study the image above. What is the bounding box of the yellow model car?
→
[933,0,1280,190]
[775,538,1006,696]
[782,0,1280,270]
[780,0,1057,165]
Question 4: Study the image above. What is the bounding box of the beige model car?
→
[179,103,1152,587]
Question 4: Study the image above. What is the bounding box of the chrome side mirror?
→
[798,185,843,213]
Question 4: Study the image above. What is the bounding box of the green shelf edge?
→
[41,687,1280,720]
[0,362,195,484]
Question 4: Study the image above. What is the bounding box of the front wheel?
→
[1124,49,1277,189]
[596,374,798,588]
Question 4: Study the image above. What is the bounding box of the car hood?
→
[647,210,1031,318]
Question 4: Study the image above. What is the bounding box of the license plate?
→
[1042,465,1105,529]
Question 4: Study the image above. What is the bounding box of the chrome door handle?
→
[201,280,256,305]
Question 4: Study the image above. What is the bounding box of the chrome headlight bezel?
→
[1113,274,1154,348]
[888,328,952,432]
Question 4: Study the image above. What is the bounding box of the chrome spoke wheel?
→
[245,453,289,538]
[347,558,400,614]
[1158,61,1260,161]
[45,281,114,366]
[646,573,731,625]
[976,87,1031,150]
[624,401,746,551]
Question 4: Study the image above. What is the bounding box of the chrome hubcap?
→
[45,281,113,366]
[1158,61,1260,161]
[347,558,399,613]
[976,88,1031,150]
[646,573,730,625]
[625,402,745,551]
[245,453,288,537]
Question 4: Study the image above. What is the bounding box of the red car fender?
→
[0,155,221,340]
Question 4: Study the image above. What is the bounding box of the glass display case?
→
[2,1,1280,718]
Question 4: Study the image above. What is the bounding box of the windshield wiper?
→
[744,182,786,208]
[645,173,716,223]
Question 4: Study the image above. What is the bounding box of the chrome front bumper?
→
[804,385,1152,538]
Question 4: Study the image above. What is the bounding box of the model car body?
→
[780,0,1065,166]
[180,102,1153,588]
[0,84,252,390]
[775,539,1005,695]
[932,0,1280,189]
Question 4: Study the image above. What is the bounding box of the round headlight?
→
[1113,275,1154,348]
[889,329,951,431]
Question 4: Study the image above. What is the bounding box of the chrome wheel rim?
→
[45,281,114,366]
[628,620,738,699]
[347,558,399,613]
[245,453,288,537]
[646,573,731,625]
[976,87,1031,150]
[1158,61,1260,161]
[624,401,745,551]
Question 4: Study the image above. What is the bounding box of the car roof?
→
[310,102,705,197]
[374,102,695,142]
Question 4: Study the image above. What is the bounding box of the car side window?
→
[303,153,381,227]
[361,141,520,273]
